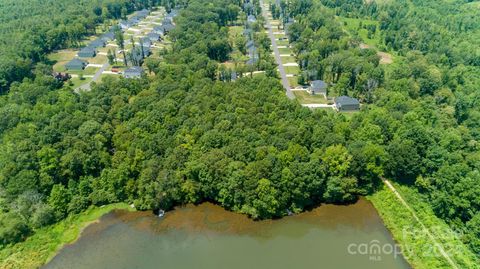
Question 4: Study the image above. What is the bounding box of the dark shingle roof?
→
[311,80,327,91]
[89,39,106,48]
[335,96,360,106]
[125,66,143,74]
[147,32,161,40]
[101,31,115,41]
[246,40,255,49]
[65,58,88,69]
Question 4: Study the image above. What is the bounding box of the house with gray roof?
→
[78,47,96,58]
[247,15,256,24]
[244,2,254,13]
[136,9,149,19]
[247,46,259,65]
[89,38,106,48]
[163,22,175,33]
[308,80,328,95]
[243,28,253,38]
[130,46,150,65]
[139,37,152,48]
[153,25,165,35]
[165,9,178,21]
[147,32,161,42]
[65,58,88,70]
[129,17,140,25]
[334,96,360,111]
[101,31,115,41]
[120,20,133,30]
[284,18,294,36]
[246,40,255,49]
[123,66,144,79]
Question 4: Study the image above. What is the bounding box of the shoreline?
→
[3,188,477,269]
[0,203,134,269]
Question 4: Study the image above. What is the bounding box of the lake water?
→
[44,198,411,269]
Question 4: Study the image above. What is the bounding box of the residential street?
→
[260,0,295,100]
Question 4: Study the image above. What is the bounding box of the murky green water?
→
[44,198,410,269]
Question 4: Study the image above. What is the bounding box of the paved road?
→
[76,62,109,92]
[260,0,295,100]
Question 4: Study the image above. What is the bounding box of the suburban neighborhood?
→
[50,6,178,90]
[261,0,360,113]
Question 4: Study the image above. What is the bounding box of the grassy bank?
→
[0,203,133,269]
[368,184,479,269]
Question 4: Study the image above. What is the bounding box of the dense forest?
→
[0,0,479,262]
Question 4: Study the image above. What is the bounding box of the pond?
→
[44,198,411,269]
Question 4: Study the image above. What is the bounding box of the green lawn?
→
[368,184,480,269]
[293,90,328,104]
[280,55,296,63]
[277,40,289,46]
[287,76,299,88]
[48,50,78,72]
[69,66,99,76]
[284,65,300,75]
[67,77,85,88]
[278,47,292,55]
[0,203,134,269]
[88,55,107,64]
[338,17,382,48]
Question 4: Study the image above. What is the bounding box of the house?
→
[153,25,165,35]
[243,28,253,38]
[334,96,360,111]
[147,32,161,42]
[284,18,294,36]
[89,38,106,48]
[165,9,178,21]
[65,58,88,70]
[244,2,254,13]
[139,37,152,48]
[246,40,255,49]
[142,45,151,56]
[163,22,175,33]
[308,80,328,95]
[130,46,150,65]
[247,15,256,24]
[162,17,173,26]
[77,47,96,58]
[169,9,179,17]
[136,9,149,19]
[119,20,133,30]
[123,66,144,79]
[101,31,115,41]
[247,46,259,65]
[129,17,140,25]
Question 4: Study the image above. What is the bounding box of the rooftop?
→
[311,80,327,90]
[125,66,144,73]
[335,96,360,106]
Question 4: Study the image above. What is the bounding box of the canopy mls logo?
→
[347,240,403,262]
[401,225,466,259]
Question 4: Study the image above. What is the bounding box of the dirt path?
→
[382,178,459,269]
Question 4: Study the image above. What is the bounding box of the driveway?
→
[76,62,109,92]
[260,0,295,100]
